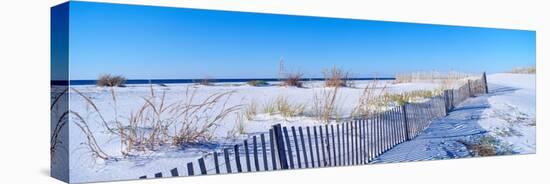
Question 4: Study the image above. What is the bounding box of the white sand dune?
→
[58,74,535,182]
[372,73,535,163]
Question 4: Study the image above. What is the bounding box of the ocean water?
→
[52,77,395,86]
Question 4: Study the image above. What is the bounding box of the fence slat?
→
[224,148,232,173]
[272,125,287,170]
[359,119,364,164]
[261,134,269,171]
[269,129,278,170]
[170,168,179,177]
[299,127,309,168]
[234,145,242,173]
[313,126,321,167]
[244,140,251,172]
[337,124,342,166]
[187,162,194,176]
[363,119,368,163]
[346,122,350,165]
[355,120,359,165]
[388,111,393,152]
[324,125,332,166]
[307,127,315,168]
[349,120,357,165]
[213,152,220,174]
[253,136,260,172]
[319,126,327,166]
[331,125,337,166]
[155,172,162,178]
[376,114,384,156]
[291,127,302,168]
[199,158,207,175]
[392,108,398,146]
[283,127,295,169]
[384,111,391,152]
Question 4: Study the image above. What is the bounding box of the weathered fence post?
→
[401,104,410,140]
[170,168,179,177]
[213,152,220,174]
[482,72,489,94]
[269,129,277,170]
[443,90,449,115]
[187,162,194,176]
[271,124,289,169]
[198,158,207,175]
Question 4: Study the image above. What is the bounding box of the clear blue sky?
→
[64,1,535,80]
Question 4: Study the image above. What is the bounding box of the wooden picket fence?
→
[138,72,489,179]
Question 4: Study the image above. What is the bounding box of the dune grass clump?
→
[380,90,439,106]
[263,100,277,116]
[458,135,516,157]
[244,101,258,120]
[235,113,247,135]
[312,86,341,123]
[324,66,351,87]
[70,85,242,159]
[247,80,269,87]
[276,96,305,118]
[458,136,498,157]
[262,96,304,119]
[96,74,127,87]
[351,79,388,118]
[282,72,303,87]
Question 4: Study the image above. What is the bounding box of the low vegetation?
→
[262,96,305,120]
[458,136,514,157]
[323,66,351,87]
[282,72,303,87]
[351,79,388,117]
[96,74,127,87]
[510,66,536,74]
[395,71,474,84]
[244,101,258,120]
[381,89,440,106]
[70,85,242,159]
[312,86,341,123]
[247,80,269,87]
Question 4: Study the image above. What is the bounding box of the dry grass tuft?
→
[262,96,304,120]
[381,89,440,106]
[244,101,258,120]
[50,87,69,158]
[458,136,499,157]
[312,86,341,123]
[276,96,305,119]
[97,74,127,87]
[324,66,351,87]
[351,79,388,118]
[70,85,242,159]
[282,72,303,87]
